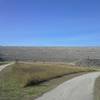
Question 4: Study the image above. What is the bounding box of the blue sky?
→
[0,0,100,46]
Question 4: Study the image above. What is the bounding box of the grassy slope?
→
[0,63,95,100]
[94,76,100,100]
[0,61,9,65]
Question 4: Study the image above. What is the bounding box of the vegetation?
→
[0,61,9,65]
[0,62,95,100]
[0,46,100,65]
[94,76,100,100]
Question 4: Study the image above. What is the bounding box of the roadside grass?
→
[94,75,100,100]
[0,61,9,65]
[0,62,96,100]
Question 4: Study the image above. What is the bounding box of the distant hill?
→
[0,46,100,66]
[76,58,100,67]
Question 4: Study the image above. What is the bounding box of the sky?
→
[0,0,100,46]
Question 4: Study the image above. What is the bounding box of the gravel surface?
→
[35,72,100,100]
[0,62,14,71]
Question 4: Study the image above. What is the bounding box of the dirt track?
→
[0,62,14,71]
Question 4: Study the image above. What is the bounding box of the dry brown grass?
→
[0,62,95,100]
[11,63,94,87]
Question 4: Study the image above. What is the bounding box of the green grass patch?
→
[0,62,95,100]
[0,61,9,65]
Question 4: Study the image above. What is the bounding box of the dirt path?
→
[0,62,14,71]
[35,72,100,100]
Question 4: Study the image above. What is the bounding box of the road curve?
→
[35,72,100,100]
[0,62,14,71]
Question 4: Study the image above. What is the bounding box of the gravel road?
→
[35,72,100,100]
[0,62,14,71]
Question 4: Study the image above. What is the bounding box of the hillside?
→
[0,46,100,66]
[76,59,100,67]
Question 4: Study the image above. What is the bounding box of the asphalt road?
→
[0,62,14,71]
[35,72,100,100]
